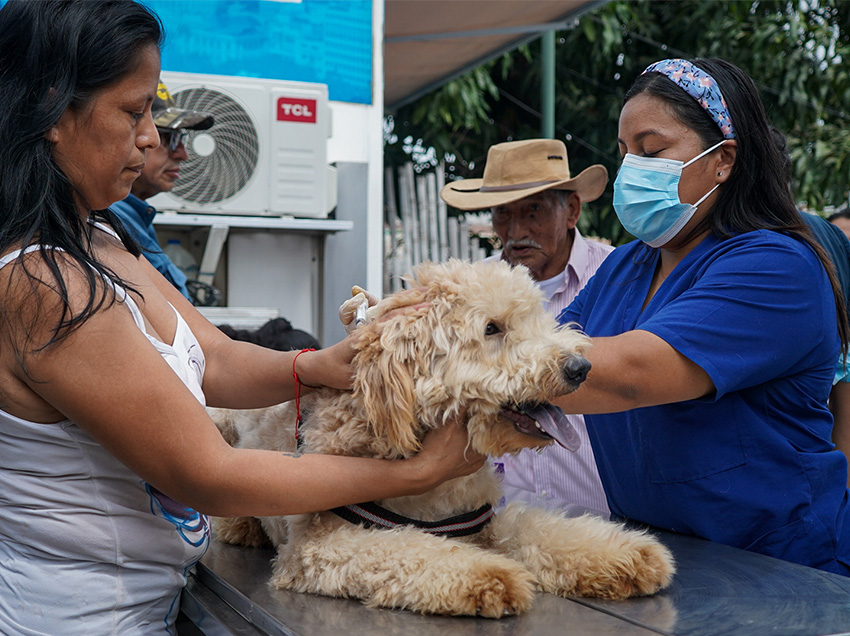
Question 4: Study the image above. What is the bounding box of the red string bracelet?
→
[293,348,316,444]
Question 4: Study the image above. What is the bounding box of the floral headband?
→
[643,59,736,139]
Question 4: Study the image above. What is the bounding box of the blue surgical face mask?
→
[613,140,727,248]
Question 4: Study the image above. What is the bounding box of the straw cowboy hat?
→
[440,139,608,210]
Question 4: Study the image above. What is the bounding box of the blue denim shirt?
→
[110,194,191,300]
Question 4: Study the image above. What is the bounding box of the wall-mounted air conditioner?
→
[148,71,336,218]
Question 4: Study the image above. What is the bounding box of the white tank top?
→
[0,236,210,635]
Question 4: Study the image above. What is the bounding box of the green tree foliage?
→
[385,0,850,245]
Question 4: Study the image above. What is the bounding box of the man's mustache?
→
[504,239,542,250]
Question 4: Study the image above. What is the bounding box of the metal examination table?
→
[179,528,850,636]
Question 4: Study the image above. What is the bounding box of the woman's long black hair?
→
[625,57,850,351]
[0,0,163,349]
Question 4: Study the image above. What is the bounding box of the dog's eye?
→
[484,322,502,336]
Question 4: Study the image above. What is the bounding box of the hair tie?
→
[643,59,736,140]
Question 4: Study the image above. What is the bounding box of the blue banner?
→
[143,0,372,104]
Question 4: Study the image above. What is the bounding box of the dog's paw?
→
[451,563,537,618]
[273,544,536,618]
[555,529,676,600]
[490,506,675,601]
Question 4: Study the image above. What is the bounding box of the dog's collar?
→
[330,501,494,538]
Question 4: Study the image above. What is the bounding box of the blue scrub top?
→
[559,230,850,575]
[110,194,191,300]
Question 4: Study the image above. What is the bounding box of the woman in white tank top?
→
[0,2,484,634]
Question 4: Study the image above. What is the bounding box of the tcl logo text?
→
[277,98,317,123]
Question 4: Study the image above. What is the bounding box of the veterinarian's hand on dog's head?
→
[339,286,380,334]
[300,291,433,391]
[411,409,487,489]
[339,286,431,334]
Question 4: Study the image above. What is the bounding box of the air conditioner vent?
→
[148,71,333,218]
[171,88,259,204]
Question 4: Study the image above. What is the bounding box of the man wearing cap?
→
[111,80,214,300]
[440,138,613,516]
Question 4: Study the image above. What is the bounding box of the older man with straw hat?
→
[440,138,614,517]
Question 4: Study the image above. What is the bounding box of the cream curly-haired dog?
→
[211,259,675,618]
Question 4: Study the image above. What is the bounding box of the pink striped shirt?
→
[492,228,614,517]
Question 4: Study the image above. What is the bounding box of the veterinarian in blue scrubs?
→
[555,57,850,576]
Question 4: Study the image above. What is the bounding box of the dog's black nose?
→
[562,355,591,386]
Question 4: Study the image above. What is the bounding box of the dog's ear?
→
[351,308,425,454]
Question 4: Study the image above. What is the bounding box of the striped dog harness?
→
[330,501,494,538]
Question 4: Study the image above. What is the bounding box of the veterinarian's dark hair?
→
[0,0,163,349]
[625,57,849,350]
